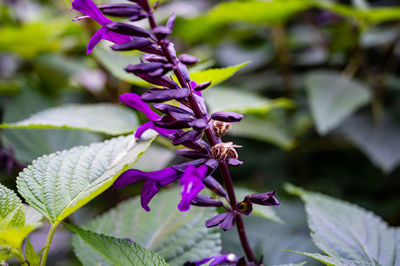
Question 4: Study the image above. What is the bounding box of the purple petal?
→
[134,121,153,139]
[141,180,159,211]
[103,30,131,44]
[205,212,230,228]
[113,169,147,189]
[72,0,112,25]
[87,27,107,54]
[192,254,238,266]
[120,93,159,121]
[113,167,180,189]
[219,212,236,231]
[178,165,207,212]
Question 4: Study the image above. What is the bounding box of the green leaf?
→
[189,62,249,87]
[2,89,102,164]
[305,71,371,135]
[272,263,307,266]
[341,113,400,173]
[0,185,42,261]
[72,188,221,266]
[292,252,371,266]
[66,223,168,266]
[25,237,40,266]
[17,131,156,225]
[207,0,310,25]
[285,184,399,266]
[230,115,295,150]
[235,188,283,223]
[204,87,293,114]
[93,43,149,87]
[0,103,138,135]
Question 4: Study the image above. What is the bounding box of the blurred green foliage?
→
[1,0,400,264]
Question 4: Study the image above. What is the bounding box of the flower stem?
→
[40,223,57,266]
[145,5,257,263]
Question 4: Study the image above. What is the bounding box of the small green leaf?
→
[0,185,42,261]
[25,237,40,266]
[189,62,249,87]
[66,223,168,266]
[204,87,293,114]
[230,115,295,150]
[72,188,221,266]
[305,71,371,135]
[286,184,399,266]
[0,103,138,135]
[235,188,283,223]
[17,131,156,225]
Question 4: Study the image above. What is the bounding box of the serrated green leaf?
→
[189,62,249,87]
[0,103,138,135]
[204,87,293,114]
[25,237,40,266]
[285,184,399,266]
[235,188,283,223]
[66,223,168,266]
[230,115,295,150]
[0,185,42,261]
[305,71,371,135]
[17,131,156,225]
[291,252,371,266]
[73,188,221,266]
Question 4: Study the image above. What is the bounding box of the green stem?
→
[40,223,58,266]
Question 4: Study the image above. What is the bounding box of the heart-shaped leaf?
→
[17,131,156,225]
[72,188,221,266]
[0,103,138,135]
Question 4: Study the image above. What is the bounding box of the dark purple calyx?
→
[166,13,176,31]
[111,37,152,51]
[193,81,211,91]
[179,54,200,65]
[153,103,194,116]
[99,4,141,17]
[141,88,190,103]
[106,22,150,37]
[227,158,243,167]
[236,199,253,215]
[143,54,169,63]
[245,190,280,206]
[211,111,243,123]
[191,195,223,207]
[171,129,203,145]
[176,149,208,159]
[153,26,172,39]
[127,0,150,11]
[203,176,227,197]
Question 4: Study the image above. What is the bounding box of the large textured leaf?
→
[2,89,101,164]
[293,252,372,266]
[189,62,249,87]
[305,71,371,135]
[17,131,156,224]
[222,200,319,265]
[286,184,399,266]
[0,103,138,135]
[67,224,168,266]
[341,113,400,173]
[73,188,221,266]
[204,87,293,114]
[0,185,42,260]
[235,188,283,223]
[230,115,295,150]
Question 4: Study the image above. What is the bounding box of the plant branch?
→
[40,223,57,266]
[146,5,257,263]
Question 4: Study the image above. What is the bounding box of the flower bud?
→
[106,22,150,37]
[126,62,171,74]
[193,81,211,91]
[153,26,172,39]
[203,176,227,197]
[166,13,176,31]
[128,12,148,21]
[191,195,223,207]
[171,129,203,145]
[211,111,243,123]
[245,190,280,206]
[189,119,207,130]
[141,88,190,103]
[127,0,150,11]
[153,103,194,116]
[179,54,201,65]
[143,54,168,64]
[111,37,152,51]
[99,4,141,17]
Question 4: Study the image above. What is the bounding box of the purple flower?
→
[119,93,175,138]
[72,0,130,54]
[178,165,208,211]
[113,167,182,211]
[185,253,238,266]
[206,212,237,231]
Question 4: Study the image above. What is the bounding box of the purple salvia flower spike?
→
[178,165,208,212]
